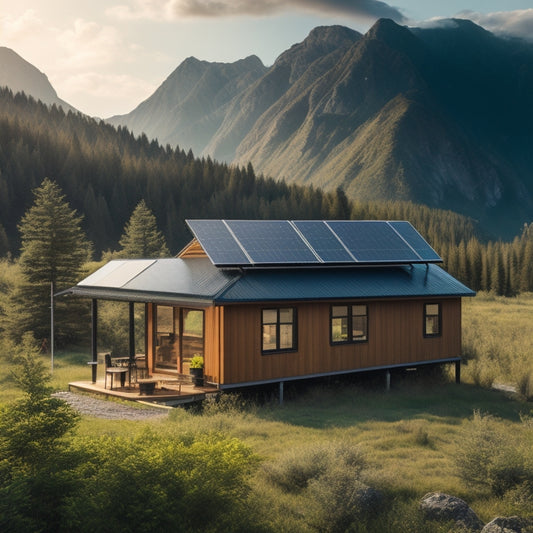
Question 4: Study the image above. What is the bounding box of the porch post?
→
[129,302,135,387]
[129,302,135,359]
[455,360,461,384]
[386,370,391,391]
[91,299,98,383]
[279,381,284,405]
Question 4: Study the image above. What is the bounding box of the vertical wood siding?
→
[220,298,462,385]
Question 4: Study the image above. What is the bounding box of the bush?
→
[455,411,533,496]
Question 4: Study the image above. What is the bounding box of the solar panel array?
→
[186,220,442,267]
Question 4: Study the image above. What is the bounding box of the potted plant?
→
[189,354,204,387]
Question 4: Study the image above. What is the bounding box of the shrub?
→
[455,411,533,496]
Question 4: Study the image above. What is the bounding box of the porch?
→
[69,374,219,406]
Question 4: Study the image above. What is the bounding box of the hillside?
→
[0,47,77,113]
[0,87,481,258]
[109,19,533,239]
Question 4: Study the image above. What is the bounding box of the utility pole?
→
[50,281,54,374]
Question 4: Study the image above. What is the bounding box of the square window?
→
[331,304,368,344]
[262,308,297,353]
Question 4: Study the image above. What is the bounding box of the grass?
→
[2,293,533,530]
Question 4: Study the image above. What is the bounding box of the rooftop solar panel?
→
[292,221,354,263]
[186,219,442,267]
[388,221,442,262]
[326,221,420,263]
[226,220,318,264]
[186,220,250,266]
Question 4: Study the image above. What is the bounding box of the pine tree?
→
[6,178,90,345]
[117,199,170,258]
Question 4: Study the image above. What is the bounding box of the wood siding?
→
[220,298,462,385]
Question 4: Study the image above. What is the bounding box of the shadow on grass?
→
[248,370,528,429]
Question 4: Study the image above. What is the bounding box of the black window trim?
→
[330,303,369,345]
[423,302,442,338]
[261,306,298,354]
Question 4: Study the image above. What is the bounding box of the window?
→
[155,306,204,372]
[424,303,441,337]
[331,304,368,344]
[262,307,297,353]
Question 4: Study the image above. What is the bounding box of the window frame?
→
[330,303,368,345]
[261,307,297,354]
[423,302,441,338]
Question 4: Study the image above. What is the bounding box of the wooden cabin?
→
[68,220,475,390]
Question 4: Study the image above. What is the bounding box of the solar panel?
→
[326,221,420,263]
[186,220,250,266]
[292,221,354,263]
[186,219,442,267]
[226,220,318,264]
[388,221,441,262]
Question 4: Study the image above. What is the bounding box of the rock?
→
[419,492,484,531]
[481,516,532,533]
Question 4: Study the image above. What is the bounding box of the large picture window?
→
[262,307,297,353]
[331,304,368,344]
[155,306,204,372]
[424,303,441,337]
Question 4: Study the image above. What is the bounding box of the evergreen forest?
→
[1,88,533,295]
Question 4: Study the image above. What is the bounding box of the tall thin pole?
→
[50,281,54,374]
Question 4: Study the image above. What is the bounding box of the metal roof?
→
[215,263,474,303]
[68,257,474,304]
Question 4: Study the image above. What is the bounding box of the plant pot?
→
[190,367,204,387]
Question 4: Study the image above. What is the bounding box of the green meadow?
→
[2,294,533,532]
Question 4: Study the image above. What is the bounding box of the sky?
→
[1,0,532,118]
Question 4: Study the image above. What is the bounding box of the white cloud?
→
[108,0,405,22]
[455,9,533,42]
[0,9,44,40]
[56,18,126,69]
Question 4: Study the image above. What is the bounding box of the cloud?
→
[455,9,533,42]
[56,19,126,69]
[0,9,44,40]
[108,0,405,22]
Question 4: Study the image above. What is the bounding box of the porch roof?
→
[67,256,474,304]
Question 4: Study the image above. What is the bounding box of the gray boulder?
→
[481,516,532,533]
[419,492,484,531]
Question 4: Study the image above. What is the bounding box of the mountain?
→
[107,55,268,155]
[0,47,77,113]
[109,20,533,238]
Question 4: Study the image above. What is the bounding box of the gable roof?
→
[64,220,474,304]
[67,256,474,305]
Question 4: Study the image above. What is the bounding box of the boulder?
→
[481,516,532,533]
[419,492,484,531]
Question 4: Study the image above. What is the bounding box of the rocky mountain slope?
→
[0,46,76,112]
[109,19,533,237]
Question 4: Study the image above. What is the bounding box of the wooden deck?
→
[69,375,219,406]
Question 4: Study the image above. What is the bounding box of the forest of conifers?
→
[1,87,532,295]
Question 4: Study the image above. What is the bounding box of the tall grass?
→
[462,292,533,399]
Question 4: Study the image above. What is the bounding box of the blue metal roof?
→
[70,258,474,304]
[215,263,475,303]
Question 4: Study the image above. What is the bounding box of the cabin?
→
[67,220,475,395]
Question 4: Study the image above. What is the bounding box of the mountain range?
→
[2,19,533,239]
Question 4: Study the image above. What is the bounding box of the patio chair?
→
[104,353,128,390]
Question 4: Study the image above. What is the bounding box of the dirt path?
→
[53,391,170,420]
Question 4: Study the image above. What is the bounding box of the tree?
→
[117,199,170,258]
[0,334,80,531]
[6,178,90,345]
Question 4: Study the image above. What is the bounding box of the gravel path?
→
[53,391,170,420]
